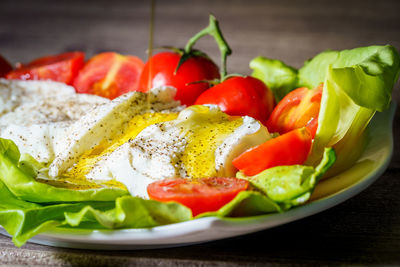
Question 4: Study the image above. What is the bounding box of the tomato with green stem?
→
[147,177,249,216]
[138,15,230,106]
[138,51,219,106]
[6,52,84,85]
[232,127,312,176]
[189,17,275,123]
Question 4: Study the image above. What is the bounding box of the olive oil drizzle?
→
[146,0,156,108]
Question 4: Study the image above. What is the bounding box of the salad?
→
[0,15,399,247]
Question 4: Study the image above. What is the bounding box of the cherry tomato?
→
[232,127,312,176]
[266,84,323,137]
[195,76,275,125]
[0,55,12,78]
[138,51,220,106]
[73,52,144,99]
[6,52,84,85]
[147,177,249,216]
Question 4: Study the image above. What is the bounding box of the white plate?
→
[0,103,396,250]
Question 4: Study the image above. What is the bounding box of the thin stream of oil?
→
[146,0,155,108]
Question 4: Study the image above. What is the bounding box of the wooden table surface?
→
[1,0,400,266]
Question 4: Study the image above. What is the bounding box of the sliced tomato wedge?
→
[0,55,12,78]
[147,177,249,216]
[73,52,144,99]
[266,84,323,137]
[232,127,312,176]
[6,52,84,85]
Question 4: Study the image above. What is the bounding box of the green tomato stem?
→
[184,14,232,79]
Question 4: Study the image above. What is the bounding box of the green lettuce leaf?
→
[0,177,192,247]
[64,196,192,229]
[0,138,129,203]
[298,45,400,111]
[0,178,111,247]
[0,183,286,247]
[251,45,399,111]
[250,56,298,102]
[305,46,399,170]
[197,190,282,218]
[237,148,336,209]
[307,69,374,171]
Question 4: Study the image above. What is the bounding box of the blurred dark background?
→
[1,0,399,75]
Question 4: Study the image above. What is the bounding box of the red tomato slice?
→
[147,177,249,216]
[232,127,312,176]
[266,84,323,137]
[6,52,84,85]
[138,51,220,106]
[0,55,12,78]
[195,76,275,125]
[73,52,144,99]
